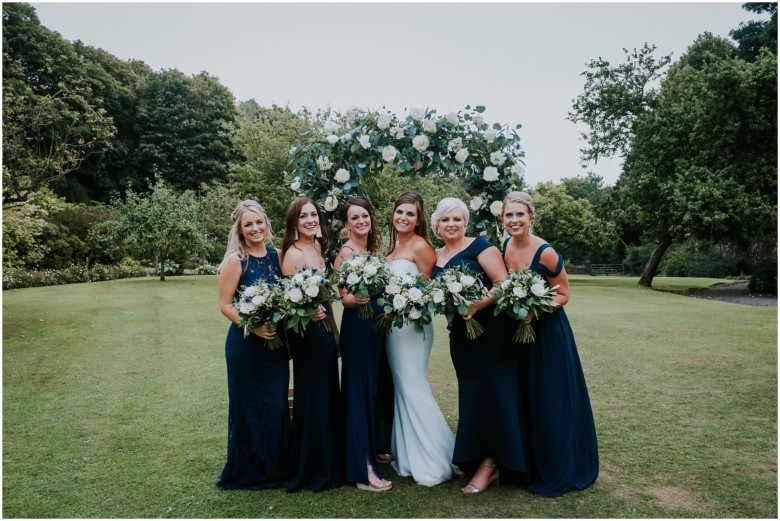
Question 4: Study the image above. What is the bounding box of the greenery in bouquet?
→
[374,272,433,336]
[492,269,559,343]
[429,266,489,340]
[280,266,340,335]
[334,251,387,319]
[285,105,526,255]
[235,281,286,349]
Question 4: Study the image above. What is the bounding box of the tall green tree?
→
[730,2,777,61]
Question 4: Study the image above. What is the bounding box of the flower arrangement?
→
[334,251,388,319]
[429,266,490,340]
[374,272,433,335]
[492,269,559,343]
[235,281,286,349]
[286,105,526,255]
[280,267,340,335]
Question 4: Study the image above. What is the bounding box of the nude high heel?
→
[461,463,499,494]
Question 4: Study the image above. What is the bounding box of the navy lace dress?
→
[287,299,345,492]
[217,248,291,490]
[431,236,528,479]
[340,289,387,485]
[506,241,599,496]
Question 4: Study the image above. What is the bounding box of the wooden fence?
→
[567,263,625,275]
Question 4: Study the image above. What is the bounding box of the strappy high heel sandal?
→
[461,462,499,494]
[356,464,393,492]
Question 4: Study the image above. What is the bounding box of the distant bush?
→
[661,247,742,278]
[623,244,655,276]
[748,258,777,295]
[3,260,148,290]
[193,264,219,275]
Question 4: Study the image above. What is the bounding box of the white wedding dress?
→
[386,259,459,487]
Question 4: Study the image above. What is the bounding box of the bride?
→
[384,191,459,487]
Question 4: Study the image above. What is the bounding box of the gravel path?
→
[676,281,777,306]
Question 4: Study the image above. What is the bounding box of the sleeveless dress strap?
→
[531,243,564,278]
[501,237,511,257]
[468,235,493,257]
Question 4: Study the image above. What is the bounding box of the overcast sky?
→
[31,1,761,188]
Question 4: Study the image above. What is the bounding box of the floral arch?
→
[285,105,526,257]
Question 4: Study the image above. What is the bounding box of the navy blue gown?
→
[432,236,528,478]
[506,241,599,496]
[217,248,291,490]
[340,293,387,484]
[287,302,345,492]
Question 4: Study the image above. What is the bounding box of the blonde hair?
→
[430,197,469,239]
[502,191,534,217]
[219,200,274,271]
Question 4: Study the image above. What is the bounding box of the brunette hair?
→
[281,197,329,258]
[339,196,382,254]
[218,200,273,271]
[388,191,433,254]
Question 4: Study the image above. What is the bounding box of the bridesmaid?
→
[429,198,528,494]
[216,200,290,490]
[282,197,345,492]
[335,196,393,492]
[501,191,599,497]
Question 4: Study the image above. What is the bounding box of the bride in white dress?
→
[384,192,459,487]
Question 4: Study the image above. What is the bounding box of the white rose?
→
[461,275,476,287]
[316,156,332,170]
[446,111,459,125]
[490,200,503,216]
[359,134,371,150]
[473,114,484,127]
[251,295,267,306]
[483,167,499,182]
[377,114,391,130]
[293,273,304,284]
[401,274,414,285]
[305,284,320,298]
[409,307,422,320]
[323,121,338,133]
[432,289,445,304]
[346,109,357,120]
[393,294,407,310]
[324,195,339,212]
[409,107,425,120]
[470,196,484,211]
[412,134,430,152]
[422,119,437,133]
[363,263,378,276]
[511,162,526,176]
[501,279,511,289]
[334,168,350,183]
[290,178,301,191]
[512,286,527,298]
[408,287,423,302]
[239,301,256,314]
[455,148,469,163]
[391,126,405,139]
[449,137,463,152]
[386,283,401,295]
[484,129,498,142]
[309,275,322,285]
[243,286,258,297]
[490,151,506,165]
[326,134,339,145]
[382,145,398,163]
[530,282,547,297]
[346,272,361,285]
[288,288,303,303]
[448,281,463,294]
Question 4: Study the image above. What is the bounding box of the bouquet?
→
[374,272,433,335]
[334,251,387,319]
[280,267,340,335]
[429,266,489,340]
[235,281,286,349]
[492,269,559,343]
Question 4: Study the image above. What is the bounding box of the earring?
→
[315,226,323,238]
[294,229,299,241]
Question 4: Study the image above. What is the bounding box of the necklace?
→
[444,239,465,260]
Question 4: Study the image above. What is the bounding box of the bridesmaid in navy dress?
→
[501,191,599,497]
[334,197,393,492]
[429,198,528,494]
[216,200,290,490]
[281,197,345,492]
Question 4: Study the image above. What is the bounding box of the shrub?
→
[193,264,219,275]
[3,262,149,290]
[623,244,655,276]
[661,246,742,278]
[748,258,777,295]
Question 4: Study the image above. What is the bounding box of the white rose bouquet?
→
[334,252,388,319]
[492,269,559,343]
[374,272,433,335]
[429,267,489,340]
[235,281,286,350]
[280,267,340,335]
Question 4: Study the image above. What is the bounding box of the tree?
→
[558,172,606,206]
[620,35,777,286]
[108,179,206,280]
[730,3,777,61]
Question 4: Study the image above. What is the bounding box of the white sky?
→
[30,1,761,188]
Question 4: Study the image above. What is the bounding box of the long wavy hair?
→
[339,196,382,254]
[388,191,433,254]
[219,200,273,272]
[281,197,329,258]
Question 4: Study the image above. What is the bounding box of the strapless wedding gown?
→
[385,259,459,487]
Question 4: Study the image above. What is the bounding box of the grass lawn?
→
[2,275,776,518]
